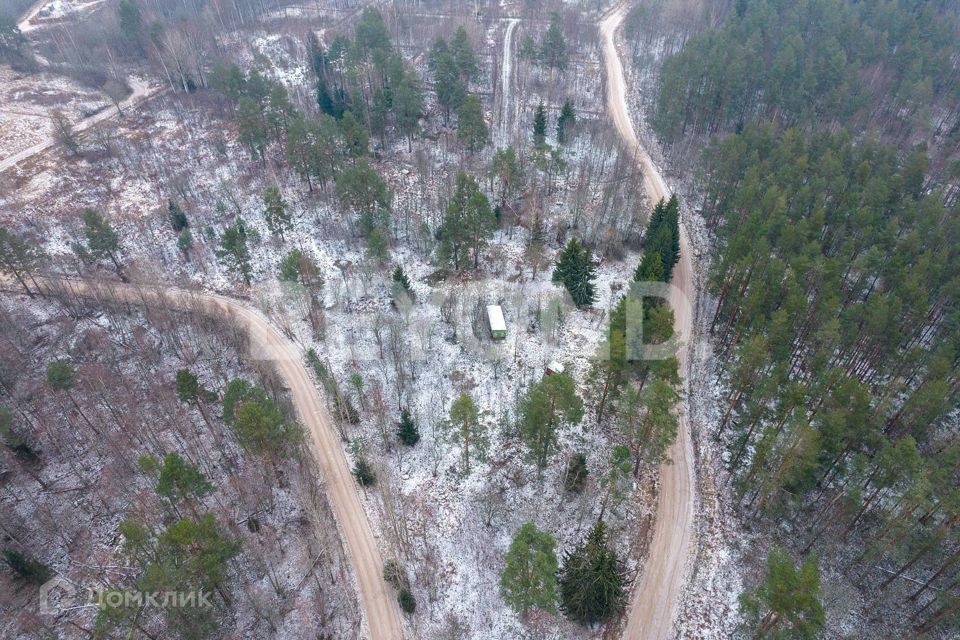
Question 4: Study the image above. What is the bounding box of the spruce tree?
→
[2,549,52,585]
[556,99,576,144]
[558,520,628,624]
[391,267,415,303]
[397,408,420,446]
[540,13,567,70]
[533,102,547,146]
[638,195,680,283]
[168,199,188,232]
[353,456,377,486]
[398,588,416,613]
[552,237,596,307]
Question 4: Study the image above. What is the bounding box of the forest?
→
[653,0,960,175]
[637,0,960,636]
[1,0,958,637]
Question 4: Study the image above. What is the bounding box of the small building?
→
[487,305,506,339]
[546,361,565,376]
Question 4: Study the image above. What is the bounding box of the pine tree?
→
[279,249,303,282]
[0,226,45,297]
[366,228,389,261]
[339,111,370,157]
[558,520,628,624]
[451,26,479,84]
[262,186,292,239]
[335,160,391,237]
[154,453,214,512]
[397,408,420,446]
[177,229,193,257]
[740,549,824,639]
[236,96,268,159]
[500,522,559,614]
[168,199,188,232]
[120,514,239,634]
[490,146,524,211]
[457,95,488,152]
[533,101,547,146]
[518,371,584,470]
[78,208,123,273]
[222,379,300,458]
[444,393,488,475]
[393,70,425,151]
[216,218,252,285]
[552,237,596,307]
[556,99,576,144]
[429,38,465,122]
[618,378,680,476]
[439,172,495,270]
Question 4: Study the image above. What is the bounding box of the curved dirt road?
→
[600,5,697,640]
[1,277,404,639]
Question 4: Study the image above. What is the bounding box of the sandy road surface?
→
[0,76,161,174]
[498,18,519,144]
[600,5,698,640]
[0,277,405,639]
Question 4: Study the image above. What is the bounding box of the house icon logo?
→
[39,576,95,615]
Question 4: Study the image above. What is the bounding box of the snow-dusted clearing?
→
[17,0,107,32]
[0,3,690,638]
[0,67,108,159]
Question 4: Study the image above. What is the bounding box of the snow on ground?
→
[0,66,109,158]
[18,0,107,32]
[0,16,667,638]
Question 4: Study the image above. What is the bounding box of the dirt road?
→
[498,17,520,144]
[0,277,405,639]
[600,5,697,640]
[0,76,161,174]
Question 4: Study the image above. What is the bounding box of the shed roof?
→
[486,305,506,332]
